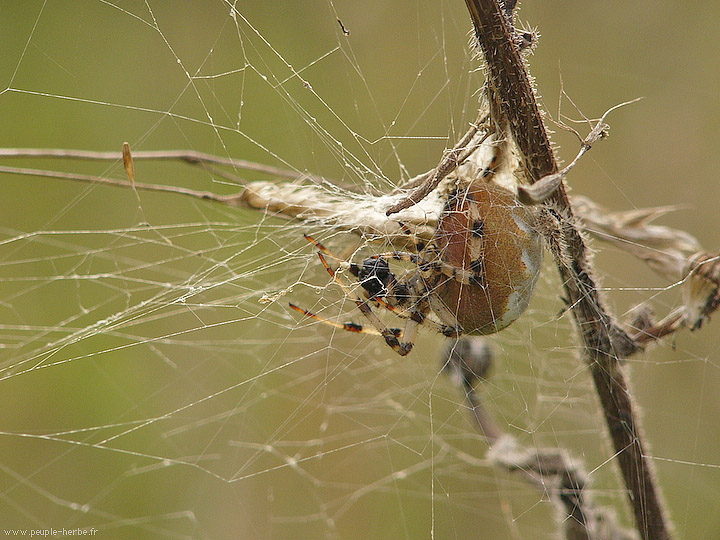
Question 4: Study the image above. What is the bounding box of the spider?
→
[290,177,543,356]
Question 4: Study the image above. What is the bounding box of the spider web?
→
[1,2,719,539]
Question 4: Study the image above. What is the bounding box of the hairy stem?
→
[463,1,672,539]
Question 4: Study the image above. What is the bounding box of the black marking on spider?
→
[442,326,461,338]
[358,257,393,299]
[419,260,435,273]
[399,342,413,354]
[470,259,483,273]
[481,155,499,177]
[472,219,485,238]
[394,282,411,306]
[383,333,401,349]
[443,188,460,214]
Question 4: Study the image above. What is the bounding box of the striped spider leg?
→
[291,235,460,356]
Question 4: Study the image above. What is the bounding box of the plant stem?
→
[463,1,673,539]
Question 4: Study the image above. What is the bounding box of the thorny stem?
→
[464,1,672,539]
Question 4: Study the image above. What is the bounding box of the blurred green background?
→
[0,1,718,539]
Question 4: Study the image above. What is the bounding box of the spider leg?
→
[303,234,360,273]
[427,290,464,337]
[396,221,428,251]
[316,251,415,356]
[375,295,461,338]
[365,251,483,287]
[439,264,484,287]
[289,303,401,337]
[301,237,460,354]
[303,234,334,256]
[367,251,423,265]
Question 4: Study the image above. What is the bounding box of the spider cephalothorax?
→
[357,257,395,300]
[291,177,543,356]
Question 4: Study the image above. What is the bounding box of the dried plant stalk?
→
[463,1,672,539]
[443,338,636,540]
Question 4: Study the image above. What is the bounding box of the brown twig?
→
[518,99,642,205]
[463,1,673,539]
[629,250,720,344]
[443,338,635,540]
[0,147,321,183]
[0,164,244,206]
[385,110,489,215]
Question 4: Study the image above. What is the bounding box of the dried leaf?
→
[573,195,700,279]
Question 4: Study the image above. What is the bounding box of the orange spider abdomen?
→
[433,180,542,334]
